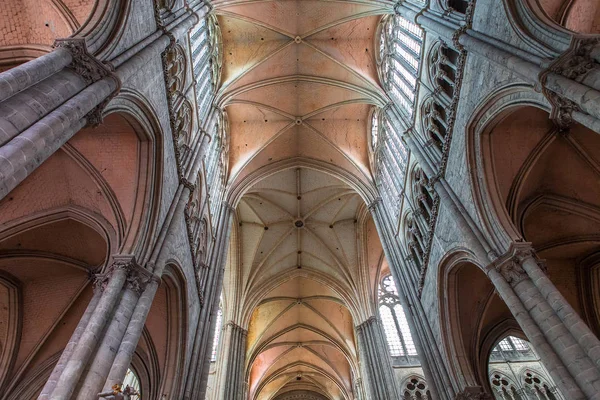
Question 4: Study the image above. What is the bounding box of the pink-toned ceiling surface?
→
[213,2,393,398]
[214,0,392,190]
[222,167,388,399]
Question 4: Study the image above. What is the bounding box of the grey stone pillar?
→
[102,276,160,392]
[355,316,399,400]
[47,256,154,400]
[488,243,600,400]
[369,198,451,400]
[49,257,131,399]
[38,285,102,399]
[216,322,247,400]
[0,38,121,200]
[183,202,234,400]
[75,260,154,400]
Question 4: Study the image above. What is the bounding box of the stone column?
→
[38,285,103,399]
[487,243,600,400]
[0,38,120,200]
[355,316,399,400]
[102,275,160,392]
[49,257,132,399]
[369,198,451,400]
[183,202,234,400]
[75,259,155,400]
[216,321,247,400]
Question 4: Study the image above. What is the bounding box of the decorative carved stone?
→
[547,91,581,132]
[550,37,600,81]
[93,256,155,295]
[54,38,115,85]
[53,38,121,127]
[495,258,528,286]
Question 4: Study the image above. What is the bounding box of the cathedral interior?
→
[1,0,600,399]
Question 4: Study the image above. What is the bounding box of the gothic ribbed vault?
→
[214,0,394,190]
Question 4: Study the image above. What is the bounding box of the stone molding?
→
[94,255,157,295]
[53,38,121,127]
[540,37,600,131]
[488,242,545,286]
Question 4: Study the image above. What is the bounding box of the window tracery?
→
[122,368,141,399]
[190,15,222,125]
[411,168,434,230]
[488,337,564,400]
[404,214,425,270]
[522,371,560,400]
[421,97,448,158]
[402,375,431,399]
[490,372,521,400]
[205,111,229,224]
[427,42,459,99]
[378,275,418,361]
[378,15,423,116]
[372,107,409,226]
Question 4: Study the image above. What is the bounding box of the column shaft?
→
[50,266,128,399]
[356,317,399,400]
[103,279,160,391]
[76,286,140,400]
[39,288,102,399]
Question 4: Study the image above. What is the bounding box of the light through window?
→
[378,275,418,358]
[372,107,409,225]
[123,368,141,399]
[211,308,223,362]
[378,15,423,116]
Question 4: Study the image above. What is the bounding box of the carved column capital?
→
[54,38,121,127]
[367,197,382,212]
[93,256,157,295]
[488,242,542,286]
[53,38,114,84]
[547,91,581,132]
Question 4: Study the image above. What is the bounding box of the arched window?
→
[488,336,564,400]
[490,372,521,400]
[211,307,223,362]
[190,14,222,124]
[206,110,229,223]
[372,107,410,225]
[378,275,418,362]
[123,368,141,399]
[522,371,561,400]
[378,15,423,116]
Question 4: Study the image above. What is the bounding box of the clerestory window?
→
[378,275,418,361]
[372,107,409,225]
[378,15,423,116]
[211,307,223,362]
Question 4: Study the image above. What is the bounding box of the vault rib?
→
[226,100,296,120]
[216,39,295,99]
[216,10,296,38]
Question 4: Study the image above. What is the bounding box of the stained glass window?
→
[378,275,418,358]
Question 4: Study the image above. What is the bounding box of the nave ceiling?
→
[212,2,396,399]
[213,0,394,189]
[222,168,387,400]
